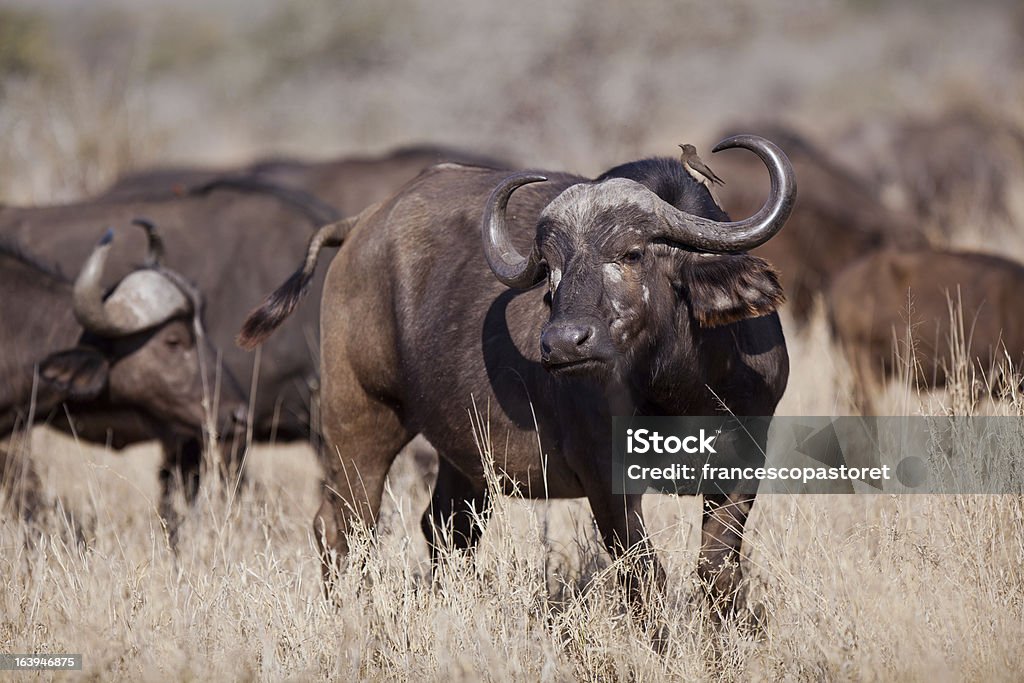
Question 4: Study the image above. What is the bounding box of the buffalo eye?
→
[621,248,644,265]
[164,331,188,349]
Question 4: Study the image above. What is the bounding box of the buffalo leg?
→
[696,418,769,623]
[420,457,491,567]
[158,435,202,547]
[0,446,42,524]
[849,349,882,416]
[314,392,412,592]
[584,485,667,644]
[699,493,755,619]
[218,436,250,493]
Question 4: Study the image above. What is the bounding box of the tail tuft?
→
[236,269,311,350]
[235,211,368,350]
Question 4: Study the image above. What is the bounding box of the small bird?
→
[678,143,725,190]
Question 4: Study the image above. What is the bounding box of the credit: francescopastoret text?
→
[612,416,1024,495]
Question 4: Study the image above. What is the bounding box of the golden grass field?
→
[2,311,1023,681]
[2,1,1024,680]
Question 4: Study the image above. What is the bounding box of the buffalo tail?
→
[236,213,362,349]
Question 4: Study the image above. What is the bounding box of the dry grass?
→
[2,309,1024,680]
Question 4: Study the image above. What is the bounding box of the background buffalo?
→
[0,226,247,529]
[0,147,503,537]
[836,108,1024,240]
[828,245,1024,412]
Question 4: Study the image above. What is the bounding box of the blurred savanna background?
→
[2,0,1024,680]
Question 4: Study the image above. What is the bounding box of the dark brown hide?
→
[101,145,511,207]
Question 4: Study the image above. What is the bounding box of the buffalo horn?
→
[481,173,548,289]
[657,134,796,252]
[72,229,192,337]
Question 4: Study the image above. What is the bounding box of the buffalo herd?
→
[3,109,1024,630]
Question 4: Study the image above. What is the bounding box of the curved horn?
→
[657,134,796,252]
[132,217,164,268]
[481,172,548,289]
[72,228,126,335]
[72,228,192,337]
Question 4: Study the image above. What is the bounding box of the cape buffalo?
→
[239,135,795,628]
[712,122,923,322]
[0,227,245,526]
[0,186,335,448]
[828,245,1024,412]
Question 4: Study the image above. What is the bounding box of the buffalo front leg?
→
[420,457,491,569]
[699,492,755,620]
[848,348,883,416]
[585,487,667,647]
[158,435,202,548]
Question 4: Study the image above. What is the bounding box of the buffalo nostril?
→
[542,322,599,362]
[571,326,593,347]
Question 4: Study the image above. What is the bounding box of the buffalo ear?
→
[681,254,785,327]
[38,348,110,400]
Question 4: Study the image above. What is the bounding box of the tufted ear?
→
[38,347,110,401]
[680,254,785,327]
